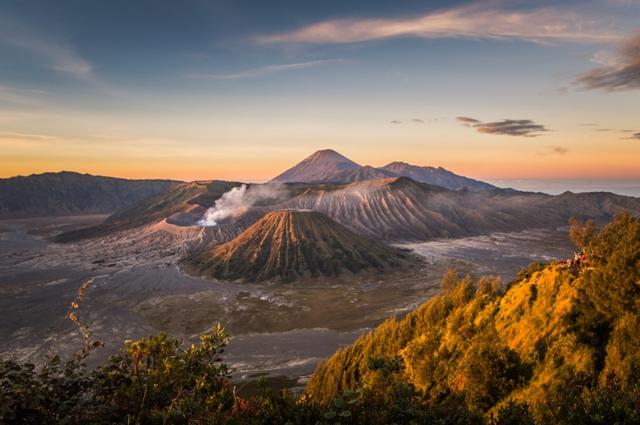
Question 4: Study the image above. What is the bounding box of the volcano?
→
[181,210,414,282]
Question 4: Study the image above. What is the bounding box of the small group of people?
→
[560,251,588,275]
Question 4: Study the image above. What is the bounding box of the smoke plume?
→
[198,183,287,226]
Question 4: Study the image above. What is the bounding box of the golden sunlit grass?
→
[306,213,640,420]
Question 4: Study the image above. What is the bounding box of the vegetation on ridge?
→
[306,213,640,421]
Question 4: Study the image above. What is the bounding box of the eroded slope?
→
[181,210,416,282]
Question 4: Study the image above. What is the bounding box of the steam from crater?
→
[198,183,287,226]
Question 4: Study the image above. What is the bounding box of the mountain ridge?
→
[270,149,496,191]
[329,165,397,183]
[54,175,640,244]
[380,161,496,191]
[0,171,178,218]
[53,180,241,242]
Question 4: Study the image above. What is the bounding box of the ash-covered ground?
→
[0,216,574,392]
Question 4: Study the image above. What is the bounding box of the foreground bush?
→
[2,329,638,425]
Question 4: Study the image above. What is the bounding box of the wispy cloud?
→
[0,131,57,148]
[576,33,640,91]
[622,132,640,140]
[0,85,49,106]
[0,131,55,141]
[0,109,40,124]
[457,116,481,125]
[0,16,93,80]
[256,4,621,45]
[0,131,206,157]
[457,116,550,137]
[536,146,568,156]
[187,59,342,80]
[389,118,424,124]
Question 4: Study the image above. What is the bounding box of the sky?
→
[0,0,639,182]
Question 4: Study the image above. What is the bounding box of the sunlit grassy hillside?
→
[306,213,640,420]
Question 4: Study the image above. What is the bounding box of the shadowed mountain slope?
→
[280,177,640,241]
[0,171,176,218]
[330,165,398,183]
[181,210,415,282]
[54,180,242,242]
[380,161,496,191]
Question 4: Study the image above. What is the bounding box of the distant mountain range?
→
[270,149,495,191]
[276,177,640,241]
[55,172,640,246]
[380,161,495,191]
[0,171,177,218]
[181,210,415,282]
[1,150,496,220]
[5,151,640,248]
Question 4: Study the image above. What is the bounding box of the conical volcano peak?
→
[305,149,353,161]
[270,149,360,183]
[181,209,413,282]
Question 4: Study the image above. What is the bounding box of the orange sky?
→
[3,136,639,182]
[2,113,639,182]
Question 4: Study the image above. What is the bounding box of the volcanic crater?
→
[180,209,417,283]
